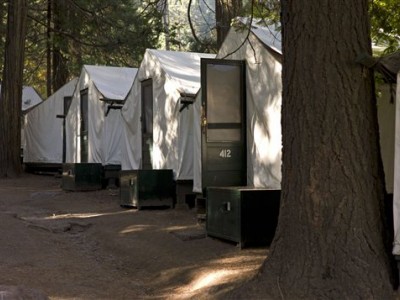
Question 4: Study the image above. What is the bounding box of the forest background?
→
[0,0,397,99]
[0,1,400,298]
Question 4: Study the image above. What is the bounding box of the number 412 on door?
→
[219,149,232,158]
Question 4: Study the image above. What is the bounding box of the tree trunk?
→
[227,1,394,299]
[215,0,242,48]
[52,0,69,93]
[46,0,52,97]
[0,0,27,177]
[0,2,6,66]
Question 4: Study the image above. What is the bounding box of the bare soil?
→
[0,173,268,299]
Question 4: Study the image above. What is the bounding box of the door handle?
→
[221,201,231,212]
[201,106,207,133]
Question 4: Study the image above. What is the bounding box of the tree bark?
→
[52,0,69,93]
[226,1,394,299]
[46,0,52,97]
[0,0,27,177]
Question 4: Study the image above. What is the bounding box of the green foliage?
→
[239,0,400,55]
[0,1,7,77]
[20,0,163,95]
[6,0,398,96]
[168,0,217,52]
[370,0,400,53]
[187,35,217,53]
[246,0,280,23]
[66,0,162,65]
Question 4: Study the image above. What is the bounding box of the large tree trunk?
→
[52,0,69,93]
[45,0,70,97]
[226,1,394,299]
[46,0,52,97]
[0,0,27,177]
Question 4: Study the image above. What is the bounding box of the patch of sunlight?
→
[119,224,155,235]
[253,119,280,164]
[175,267,256,298]
[167,256,265,299]
[191,269,239,291]
[83,72,89,86]
[215,254,265,265]
[44,210,130,220]
[163,225,193,231]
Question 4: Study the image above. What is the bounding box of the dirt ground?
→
[0,173,268,299]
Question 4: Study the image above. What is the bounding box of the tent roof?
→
[376,51,400,83]
[237,17,282,54]
[0,84,43,112]
[147,49,216,95]
[83,65,138,101]
[357,50,400,83]
[22,86,43,111]
[45,78,78,102]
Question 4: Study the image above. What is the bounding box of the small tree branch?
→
[188,0,205,46]
[220,0,254,59]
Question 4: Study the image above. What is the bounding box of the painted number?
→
[219,149,232,158]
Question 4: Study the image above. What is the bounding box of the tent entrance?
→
[201,59,246,190]
[80,89,89,163]
[62,96,72,163]
[141,79,153,170]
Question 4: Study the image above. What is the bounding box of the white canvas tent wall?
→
[4,85,44,154]
[377,83,396,194]
[23,78,78,164]
[120,49,215,180]
[66,65,137,165]
[357,50,400,255]
[193,19,283,192]
[382,51,400,255]
[0,84,43,159]
[20,86,44,112]
[394,74,400,255]
[0,84,43,113]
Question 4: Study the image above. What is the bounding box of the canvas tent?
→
[65,65,137,166]
[395,67,400,255]
[357,50,400,255]
[23,78,78,167]
[0,84,44,113]
[5,85,44,157]
[376,83,396,194]
[357,50,400,193]
[20,86,44,112]
[193,18,283,192]
[120,49,215,181]
[371,51,400,255]
[0,84,43,118]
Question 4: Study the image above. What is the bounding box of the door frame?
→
[141,79,153,169]
[80,89,89,163]
[200,58,247,192]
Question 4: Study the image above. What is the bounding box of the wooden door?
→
[80,89,88,163]
[141,79,153,169]
[201,59,246,190]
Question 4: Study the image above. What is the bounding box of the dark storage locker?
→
[103,164,121,188]
[206,187,280,248]
[119,169,175,209]
[62,163,102,191]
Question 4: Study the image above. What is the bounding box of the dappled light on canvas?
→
[254,120,276,163]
